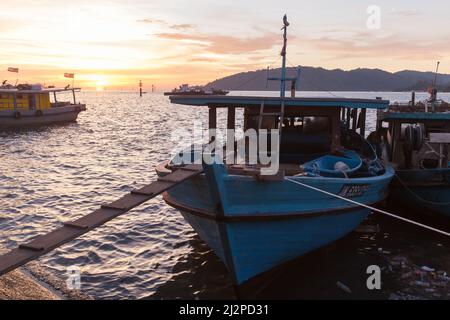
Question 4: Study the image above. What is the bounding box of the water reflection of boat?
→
[377,89,450,217]
[0,85,86,129]
[157,16,394,285]
[164,84,228,96]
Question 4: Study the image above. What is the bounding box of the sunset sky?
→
[1,0,449,90]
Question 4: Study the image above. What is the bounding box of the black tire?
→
[413,125,424,151]
[404,125,414,145]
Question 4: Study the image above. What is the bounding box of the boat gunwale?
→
[0,87,82,94]
[163,162,395,182]
[163,192,379,222]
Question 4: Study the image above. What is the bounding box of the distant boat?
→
[377,91,450,217]
[0,84,86,129]
[157,16,394,285]
[164,83,228,96]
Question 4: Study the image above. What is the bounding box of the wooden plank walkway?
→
[0,164,203,276]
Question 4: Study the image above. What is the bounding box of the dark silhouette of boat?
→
[164,84,228,96]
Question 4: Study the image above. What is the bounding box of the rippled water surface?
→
[1,91,449,299]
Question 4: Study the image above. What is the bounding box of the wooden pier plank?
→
[0,165,203,276]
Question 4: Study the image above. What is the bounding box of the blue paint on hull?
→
[168,167,393,216]
[179,208,369,284]
[390,169,450,217]
[164,165,394,284]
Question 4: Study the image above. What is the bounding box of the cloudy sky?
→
[0,0,449,90]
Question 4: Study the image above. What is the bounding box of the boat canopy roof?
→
[0,87,81,94]
[169,95,390,109]
[379,111,450,122]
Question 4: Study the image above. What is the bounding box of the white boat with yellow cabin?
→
[0,85,86,129]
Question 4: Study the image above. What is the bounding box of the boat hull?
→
[0,105,86,129]
[166,194,370,285]
[389,169,450,217]
[161,164,394,284]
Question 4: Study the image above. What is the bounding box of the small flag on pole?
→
[64,73,75,78]
[283,14,290,28]
[7,67,19,73]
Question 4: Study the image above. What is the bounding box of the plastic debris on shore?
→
[388,255,449,300]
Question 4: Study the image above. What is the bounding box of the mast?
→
[429,61,440,104]
[266,15,299,96]
[280,14,289,98]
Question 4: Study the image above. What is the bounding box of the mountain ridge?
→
[204,66,450,92]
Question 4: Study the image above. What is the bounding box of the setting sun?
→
[0,0,449,91]
[1,0,450,303]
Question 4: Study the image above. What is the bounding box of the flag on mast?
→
[283,14,289,28]
[7,67,19,73]
[64,73,75,78]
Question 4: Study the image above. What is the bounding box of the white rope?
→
[284,177,450,237]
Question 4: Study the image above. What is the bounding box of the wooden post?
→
[227,107,235,130]
[391,122,401,163]
[72,89,76,104]
[352,108,358,130]
[209,106,217,142]
[226,107,236,164]
[331,111,341,152]
[346,108,351,129]
[359,108,366,137]
[139,80,143,97]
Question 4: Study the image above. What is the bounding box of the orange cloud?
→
[136,18,166,24]
[155,31,280,54]
[189,57,217,62]
[170,24,195,30]
[303,33,450,61]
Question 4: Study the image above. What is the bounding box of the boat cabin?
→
[377,101,450,170]
[170,95,389,176]
[0,87,81,111]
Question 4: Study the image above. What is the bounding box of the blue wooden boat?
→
[377,95,450,217]
[158,16,394,285]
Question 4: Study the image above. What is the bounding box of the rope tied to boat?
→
[284,177,450,238]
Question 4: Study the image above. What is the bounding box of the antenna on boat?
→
[267,15,301,98]
[280,14,289,98]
